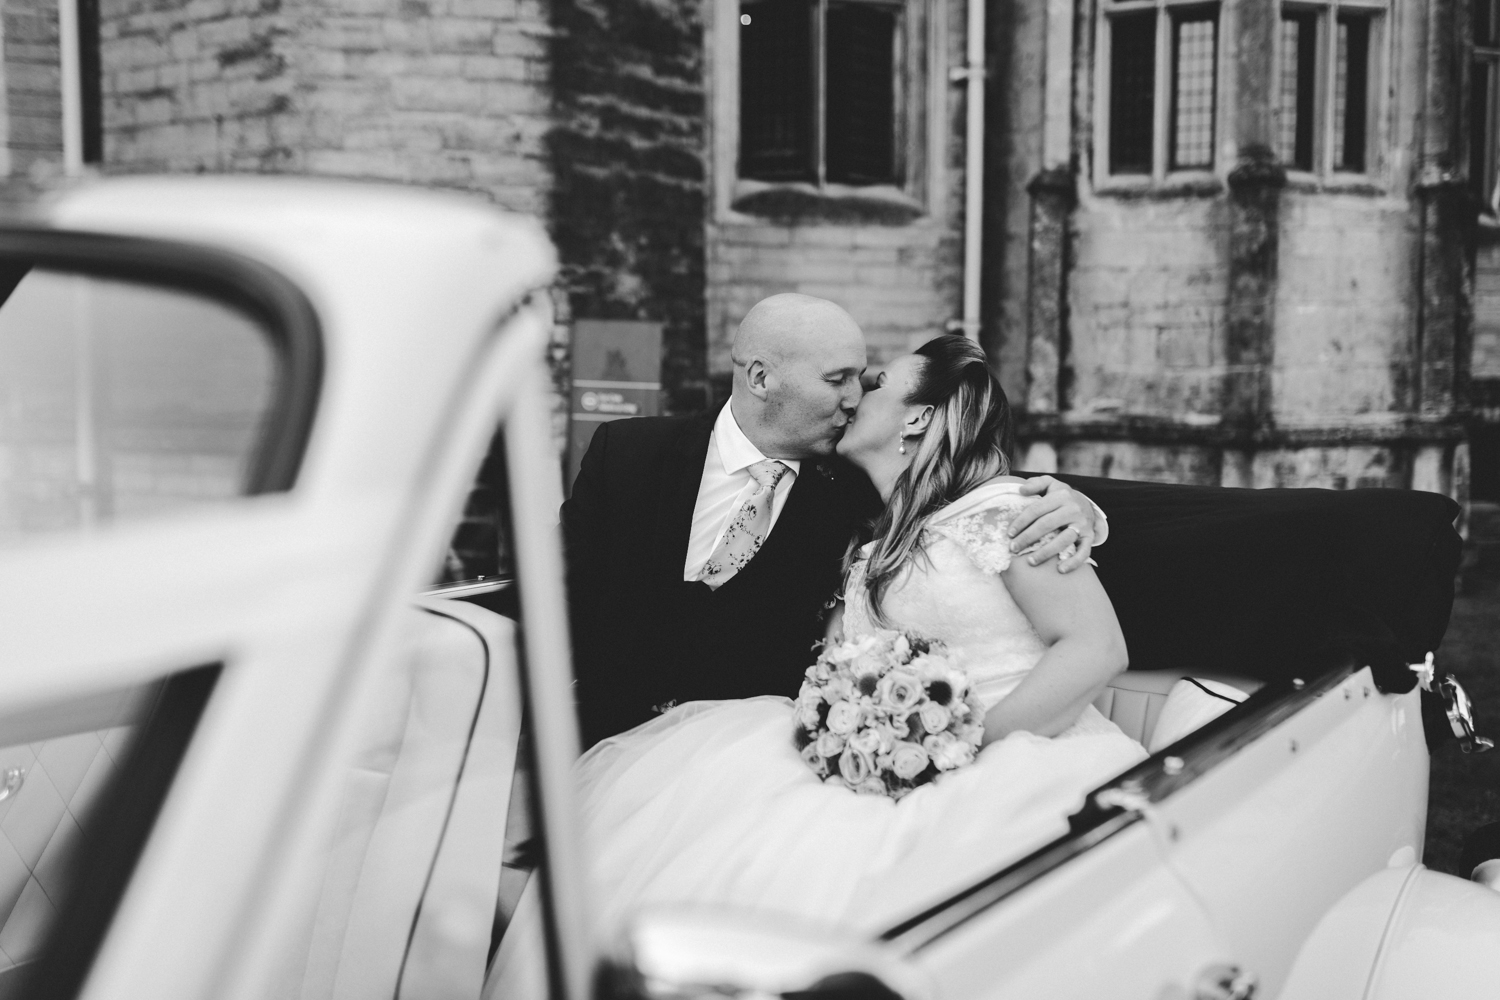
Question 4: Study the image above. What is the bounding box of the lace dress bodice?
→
[842,482,1051,711]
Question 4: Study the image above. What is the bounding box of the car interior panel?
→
[1091,669,1261,751]
[273,601,520,1000]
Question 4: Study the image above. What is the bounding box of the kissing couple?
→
[487,293,1148,992]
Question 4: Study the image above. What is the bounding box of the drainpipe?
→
[951,0,985,343]
[58,0,84,177]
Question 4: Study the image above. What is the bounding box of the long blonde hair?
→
[850,335,1016,625]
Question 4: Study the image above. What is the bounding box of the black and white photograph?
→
[0,0,1498,996]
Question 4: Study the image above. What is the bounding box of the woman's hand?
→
[1008,476,1104,573]
[981,556,1128,743]
[823,601,846,646]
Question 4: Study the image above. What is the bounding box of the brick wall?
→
[545,0,708,415]
[1,0,61,178]
[1273,193,1416,422]
[705,222,960,378]
[101,0,552,214]
[1066,197,1230,420]
[1058,440,1222,484]
[1249,445,1411,491]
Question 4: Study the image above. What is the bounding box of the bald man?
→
[562,294,1101,746]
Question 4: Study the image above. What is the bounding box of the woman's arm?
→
[982,558,1128,743]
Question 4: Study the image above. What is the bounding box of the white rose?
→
[919,702,952,734]
[853,649,885,678]
[839,747,874,785]
[877,669,924,712]
[799,742,830,778]
[932,738,976,771]
[849,728,882,755]
[890,742,930,780]
[815,730,847,758]
[827,700,860,735]
[910,654,944,681]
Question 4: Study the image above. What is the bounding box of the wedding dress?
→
[484,481,1146,996]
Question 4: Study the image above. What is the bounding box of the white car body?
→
[0,177,1495,1000]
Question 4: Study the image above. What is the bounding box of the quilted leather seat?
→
[1092,669,1261,748]
[0,693,144,994]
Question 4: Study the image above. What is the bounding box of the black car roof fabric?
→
[1051,474,1463,694]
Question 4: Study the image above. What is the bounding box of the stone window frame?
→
[1474,0,1500,220]
[708,0,948,224]
[1272,0,1389,183]
[1091,0,1391,194]
[1093,0,1230,191]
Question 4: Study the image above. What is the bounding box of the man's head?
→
[730,293,867,459]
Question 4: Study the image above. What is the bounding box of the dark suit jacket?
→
[562,408,880,746]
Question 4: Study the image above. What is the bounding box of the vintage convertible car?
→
[0,177,1496,1000]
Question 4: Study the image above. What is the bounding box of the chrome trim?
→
[0,767,22,803]
[880,662,1359,952]
[1439,675,1495,754]
[422,577,513,599]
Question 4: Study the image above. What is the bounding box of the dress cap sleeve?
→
[926,493,1037,575]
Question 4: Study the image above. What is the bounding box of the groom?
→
[562,294,1104,747]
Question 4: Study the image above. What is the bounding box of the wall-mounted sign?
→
[568,319,662,489]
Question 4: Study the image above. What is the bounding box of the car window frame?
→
[0,226,324,495]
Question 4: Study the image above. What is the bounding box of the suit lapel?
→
[652,409,716,582]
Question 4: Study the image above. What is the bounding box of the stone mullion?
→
[1414,0,1471,420]
[1024,166,1073,417]
[1023,0,1084,422]
[1223,0,1282,460]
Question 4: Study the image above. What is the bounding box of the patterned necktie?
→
[697,459,790,589]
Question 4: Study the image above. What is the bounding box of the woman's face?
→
[836,353,926,464]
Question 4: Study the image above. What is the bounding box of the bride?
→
[487,335,1146,992]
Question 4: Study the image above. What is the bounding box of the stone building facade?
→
[0,0,1493,504]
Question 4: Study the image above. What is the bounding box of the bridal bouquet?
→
[793,630,985,801]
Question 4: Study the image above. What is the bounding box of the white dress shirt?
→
[683,404,800,582]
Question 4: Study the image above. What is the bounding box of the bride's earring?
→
[898,435,906,455]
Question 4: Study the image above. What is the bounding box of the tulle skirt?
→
[484,696,1145,997]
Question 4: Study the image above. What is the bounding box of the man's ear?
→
[746,359,771,400]
[904,404,934,438]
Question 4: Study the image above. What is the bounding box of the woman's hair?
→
[851,334,1016,625]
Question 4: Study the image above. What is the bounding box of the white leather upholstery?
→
[1093,669,1260,748]
[280,600,521,1000]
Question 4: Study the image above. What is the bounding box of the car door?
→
[0,187,562,1000]
[0,237,328,998]
[877,777,1234,1000]
[1143,667,1427,997]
